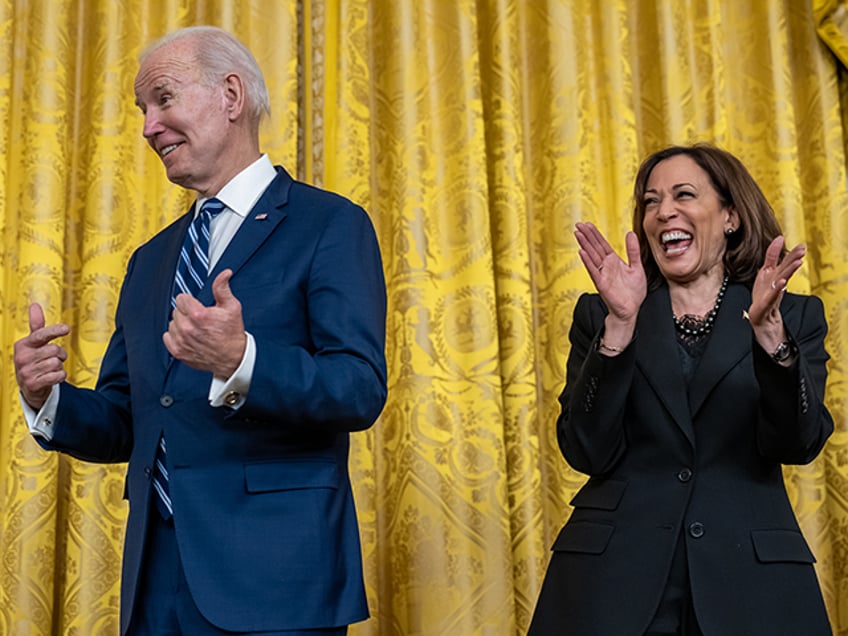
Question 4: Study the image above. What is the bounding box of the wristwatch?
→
[771,340,795,363]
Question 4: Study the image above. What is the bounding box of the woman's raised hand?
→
[575,222,647,327]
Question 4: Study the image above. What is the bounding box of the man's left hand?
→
[164,269,246,377]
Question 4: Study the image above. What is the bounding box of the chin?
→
[165,169,192,189]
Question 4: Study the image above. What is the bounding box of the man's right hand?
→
[13,303,70,410]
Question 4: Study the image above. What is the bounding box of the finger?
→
[576,222,611,255]
[162,330,177,358]
[29,303,45,333]
[173,292,203,316]
[624,232,642,268]
[211,269,236,306]
[578,250,600,283]
[776,259,803,289]
[23,308,70,346]
[575,223,611,268]
[574,224,601,263]
[779,243,805,271]
[27,348,68,375]
[770,243,804,287]
[762,235,784,270]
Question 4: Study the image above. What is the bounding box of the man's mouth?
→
[160,143,179,157]
[661,230,692,255]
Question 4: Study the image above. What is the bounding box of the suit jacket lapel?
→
[687,282,752,417]
[200,168,292,305]
[636,286,695,445]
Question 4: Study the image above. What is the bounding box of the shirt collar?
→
[196,154,277,218]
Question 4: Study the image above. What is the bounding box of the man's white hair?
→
[140,25,271,126]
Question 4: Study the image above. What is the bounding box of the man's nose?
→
[142,111,163,140]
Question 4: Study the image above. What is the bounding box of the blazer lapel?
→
[636,286,695,445]
[687,282,752,417]
[200,168,292,305]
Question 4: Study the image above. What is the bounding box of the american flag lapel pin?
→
[254,213,268,220]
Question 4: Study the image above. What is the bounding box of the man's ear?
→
[222,72,246,121]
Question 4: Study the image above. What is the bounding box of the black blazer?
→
[529,282,833,635]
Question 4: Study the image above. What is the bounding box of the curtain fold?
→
[1,1,847,634]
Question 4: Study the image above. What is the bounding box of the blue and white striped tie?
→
[153,197,225,519]
[172,197,226,307]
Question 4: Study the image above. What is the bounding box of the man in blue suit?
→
[13,26,387,636]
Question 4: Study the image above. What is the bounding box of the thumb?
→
[29,303,46,333]
[211,269,237,306]
[624,232,642,268]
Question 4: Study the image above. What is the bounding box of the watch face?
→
[772,341,791,362]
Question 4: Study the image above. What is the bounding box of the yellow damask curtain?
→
[1,1,846,635]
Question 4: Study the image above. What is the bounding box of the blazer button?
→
[143,466,152,478]
[677,468,693,483]
[688,522,705,538]
[160,395,174,408]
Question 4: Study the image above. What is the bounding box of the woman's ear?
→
[724,205,740,234]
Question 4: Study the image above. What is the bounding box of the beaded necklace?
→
[672,275,728,338]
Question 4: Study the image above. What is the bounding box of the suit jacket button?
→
[143,466,152,478]
[688,522,705,538]
[677,468,693,482]
[160,395,174,407]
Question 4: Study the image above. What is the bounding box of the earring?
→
[725,227,735,236]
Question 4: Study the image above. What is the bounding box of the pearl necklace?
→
[672,275,728,338]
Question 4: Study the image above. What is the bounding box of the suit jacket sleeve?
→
[42,252,139,463]
[752,293,833,464]
[556,293,635,475]
[237,196,387,431]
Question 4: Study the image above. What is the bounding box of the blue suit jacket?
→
[44,167,388,633]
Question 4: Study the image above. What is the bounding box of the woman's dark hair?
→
[632,144,784,290]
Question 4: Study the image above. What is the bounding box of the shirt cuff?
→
[209,331,255,409]
[21,385,61,440]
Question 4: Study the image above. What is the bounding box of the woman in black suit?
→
[529,144,833,635]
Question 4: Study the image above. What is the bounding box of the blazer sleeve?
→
[240,200,388,432]
[556,293,637,475]
[752,293,833,464]
[44,252,138,463]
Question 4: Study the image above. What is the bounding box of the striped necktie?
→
[172,197,226,306]
[153,197,225,519]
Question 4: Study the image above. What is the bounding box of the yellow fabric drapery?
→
[1,1,846,635]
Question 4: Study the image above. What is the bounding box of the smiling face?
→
[641,154,739,285]
[133,37,237,196]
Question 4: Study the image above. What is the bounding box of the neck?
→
[669,271,727,317]
[193,129,262,198]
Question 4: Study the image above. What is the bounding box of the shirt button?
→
[688,522,705,538]
[677,468,693,482]
[160,395,174,407]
